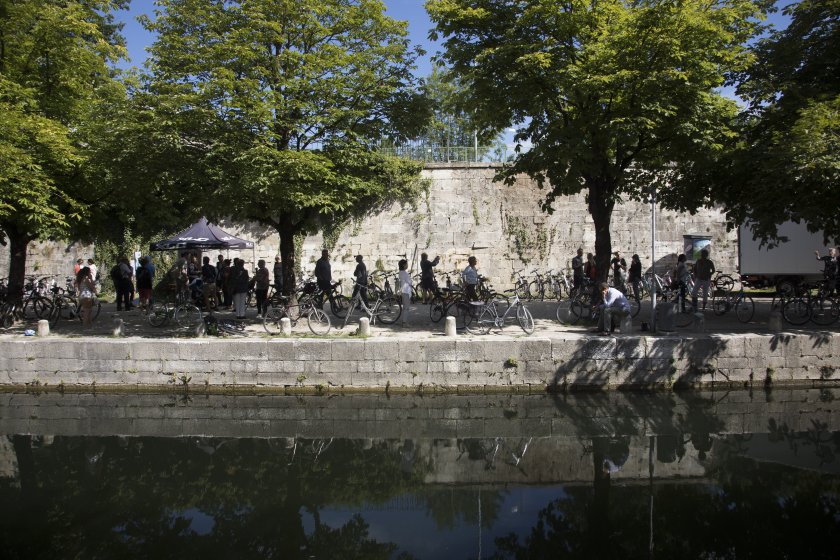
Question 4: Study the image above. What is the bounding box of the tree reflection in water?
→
[1,390,840,559]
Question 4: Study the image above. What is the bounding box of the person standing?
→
[595,282,631,335]
[584,252,597,282]
[691,249,716,310]
[86,259,98,287]
[273,256,283,293]
[419,253,440,303]
[571,248,584,292]
[75,266,98,328]
[815,247,838,294]
[611,251,627,288]
[352,254,369,305]
[628,254,642,301]
[398,259,412,326]
[201,255,218,310]
[219,259,232,309]
[254,259,270,318]
[73,258,84,275]
[314,249,336,308]
[231,258,250,319]
[135,257,153,313]
[462,256,480,301]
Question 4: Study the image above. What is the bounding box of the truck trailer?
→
[738,221,836,293]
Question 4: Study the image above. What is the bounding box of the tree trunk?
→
[5,227,33,304]
[587,178,616,292]
[278,221,297,297]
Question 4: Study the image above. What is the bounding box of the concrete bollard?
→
[444,316,457,337]
[359,317,371,337]
[768,310,783,332]
[656,302,676,333]
[619,314,633,334]
[280,317,292,336]
[692,312,705,333]
[37,319,50,337]
[112,317,124,337]
[195,320,206,337]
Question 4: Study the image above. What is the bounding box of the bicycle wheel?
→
[569,297,587,325]
[90,299,102,321]
[526,280,541,301]
[175,303,202,329]
[782,298,810,326]
[467,305,492,335]
[713,297,730,316]
[263,306,287,335]
[810,297,839,327]
[716,275,735,293]
[517,305,535,334]
[735,295,755,323]
[429,295,445,323]
[307,307,331,335]
[148,302,171,327]
[331,295,350,318]
[674,300,696,327]
[374,295,402,325]
[34,298,53,319]
[1,302,15,328]
[60,298,78,320]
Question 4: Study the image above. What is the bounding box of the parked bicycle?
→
[338,280,402,328]
[712,287,755,323]
[263,293,331,335]
[148,288,203,329]
[468,294,534,335]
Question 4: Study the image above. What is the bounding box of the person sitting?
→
[594,281,630,336]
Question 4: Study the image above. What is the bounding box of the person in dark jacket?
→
[231,258,250,319]
[419,253,440,303]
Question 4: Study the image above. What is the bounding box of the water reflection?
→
[1,388,839,559]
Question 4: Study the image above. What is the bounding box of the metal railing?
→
[378,145,510,163]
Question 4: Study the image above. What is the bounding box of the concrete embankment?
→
[1,331,838,392]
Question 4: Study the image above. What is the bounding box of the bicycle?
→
[469,294,534,335]
[340,281,402,328]
[263,294,331,335]
[782,281,839,326]
[511,269,531,300]
[712,287,755,323]
[148,288,203,329]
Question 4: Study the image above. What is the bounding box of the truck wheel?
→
[776,279,798,297]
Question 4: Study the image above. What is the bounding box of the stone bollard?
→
[557,304,571,324]
[37,319,50,337]
[444,316,457,337]
[768,310,783,332]
[619,314,633,334]
[280,317,292,336]
[359,317,371,337]
[692,312,705,333]
[195,320,206,337]
[112,317,124,337]
[656,302,676,333]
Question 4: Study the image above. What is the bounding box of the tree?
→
[427,0,765,283]
[705,0,840,242]
[0,0,127,300]
[142,0,428,293]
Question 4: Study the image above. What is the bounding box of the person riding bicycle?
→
[420,252,440,303]
[691,249,716,310]
[463,256,480,302]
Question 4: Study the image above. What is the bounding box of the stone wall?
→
[1,164,736,289]
[1,332,837,391]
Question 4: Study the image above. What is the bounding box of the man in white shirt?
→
[595,282,630,335]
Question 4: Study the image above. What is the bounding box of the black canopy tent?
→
[150,217,255,252]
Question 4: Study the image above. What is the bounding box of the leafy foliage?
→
[704,0,840,242]
[142,0,428,292]
[427,0,764,279]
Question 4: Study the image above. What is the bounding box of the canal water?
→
[1,388,838,559]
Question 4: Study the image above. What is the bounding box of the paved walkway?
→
[2,296,838,340]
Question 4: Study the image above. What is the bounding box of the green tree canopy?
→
[0,0,127,298]
[706,0,840,242]
[142,0,428,291]
[427,0,764,280]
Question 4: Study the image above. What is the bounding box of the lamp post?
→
[650,185,658,332]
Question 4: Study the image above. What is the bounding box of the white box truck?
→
[739,221,836,293]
